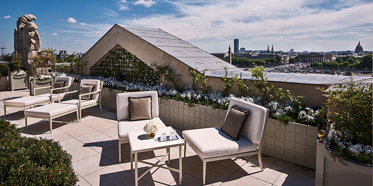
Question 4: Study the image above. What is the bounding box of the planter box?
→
[315,142,372,186]
[263,119,317,169]
[0,76,8,91]
[10,74,28,91]
[30,79,53,96]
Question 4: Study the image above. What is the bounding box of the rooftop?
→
[1,90,315,186]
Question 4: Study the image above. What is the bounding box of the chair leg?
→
[258,154,264,171]
[79,109,82,121]
[49,118,53,133]
[76,110,79,122]
[118,142,121,162]
[203,160,206,185]
[99,104,102,112]
[25,117,27,128]
[184,142,187,157]
[167,147,170,164]
[4,106,6,117]
[130,147,133,170]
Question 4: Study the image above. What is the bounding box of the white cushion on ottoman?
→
[24,103,77,118]
[4,96,49,107]
[182,127,258,159]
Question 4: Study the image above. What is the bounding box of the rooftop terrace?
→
[1,90,315,186]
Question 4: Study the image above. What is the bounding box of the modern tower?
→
[234,39,239,53]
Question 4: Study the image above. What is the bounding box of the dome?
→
[355,41,363,53]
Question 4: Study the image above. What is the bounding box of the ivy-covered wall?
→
[90,45,158,84]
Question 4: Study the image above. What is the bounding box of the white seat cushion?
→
[118,117,166,141]
[24,103,77,118]
[183,127,258,159]
[37,93,62,100]
[4,96,50,107]
[60,99,97,107]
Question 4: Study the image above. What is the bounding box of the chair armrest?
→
[78,89,101,98]
[61,90,79,95]
[33,85,52,90]
[51,86,70,91]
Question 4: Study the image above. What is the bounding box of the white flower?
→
[143,121,159,134]
[298,111,307,119]
[12,70,26,76]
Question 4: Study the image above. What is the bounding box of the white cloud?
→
[51,33,58,36]
[67,17,77,23]
[124,0,372,52]
[80,22,87,26]
[4,15,11,19]
[134,0,156,7]
[118,0,127,2]
[40,32,46,35]
[119,5,129,10]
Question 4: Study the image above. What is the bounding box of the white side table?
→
[128,127,184,186]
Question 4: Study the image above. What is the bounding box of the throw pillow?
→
[80,84,94,100]
[128,96,152,121]
[221,106,250,140]
[53,81,65,94]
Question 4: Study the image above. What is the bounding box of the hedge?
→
[0,119,78,185]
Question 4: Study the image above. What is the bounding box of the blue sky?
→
[0,0,372,54]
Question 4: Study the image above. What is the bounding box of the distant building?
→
[57,50,68,61]
[355,41,363,54]
[290,49,294,53]
[239,47,246,52]
[298,53,325,62]
[234,39,239,53]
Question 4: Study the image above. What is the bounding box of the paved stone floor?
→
[1,90,315,186]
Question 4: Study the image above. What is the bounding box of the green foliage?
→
[152,64,179,89]
[220,66,251,96]
[0,64,10,78]
[227,57,265,67]
[250,66,305,125]
[188,68,210,93]
[90,46,158,85]
[289,58,296,63]
[0,119,78,185]
[275,55,281,62]
[360,54,372,69]
[64,51,83,74]
[31,48,56,75]
[1,56,12,62]
[325,82,372,145]
[264,58,277,64]
[11,54,23,72]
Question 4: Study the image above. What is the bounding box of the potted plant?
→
[29,48,56,95]
[9,54,28,91]
[0,64,10,91]
[315,80,372,186]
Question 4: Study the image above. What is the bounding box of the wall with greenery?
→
[90,45,158,84]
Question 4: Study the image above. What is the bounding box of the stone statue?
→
[14,14,41,75]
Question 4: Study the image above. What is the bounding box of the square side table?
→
[128,127,184,186]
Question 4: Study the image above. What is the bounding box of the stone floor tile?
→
[72,154,114,177]
[240,157,285,184]
[60,138,85,151]
[76,130,111,144]
[188,161,237,185]
[66,146,99,163]
[84,137,118,153]
[273,170,315,186]
[282,163,315,178]
[83,117,117,131]
[83,164,131,186]
[76,175,92,186]
[100,126,118,139]
[115,175,151,186]
[168,173,202,186]
[44,131,74,142]
[222,169,272,186]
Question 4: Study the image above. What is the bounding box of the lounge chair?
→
[182,98,269,185]
[3,76,74,116]
[60,79,103,121]
[116,91,167,163]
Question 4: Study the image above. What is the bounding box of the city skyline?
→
[0,0,372,55]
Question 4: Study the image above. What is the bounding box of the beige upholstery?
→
[24,103,78,133]
[4,96,49,107]
[183,127,257,159]
[182,98,269,185]
[59,79,103,121]
[24,103,77,118]
[118,117,166,141]
[3,76,74,117]
[117,91,166,162]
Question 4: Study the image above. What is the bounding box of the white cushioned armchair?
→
[117,91,166,162]
[182,98,269,185]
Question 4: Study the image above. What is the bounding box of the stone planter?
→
[0,76,8,91]
[10,74,28,91]
[29,79,53,96]
[263,119,317,169]
[315,142,372,186]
